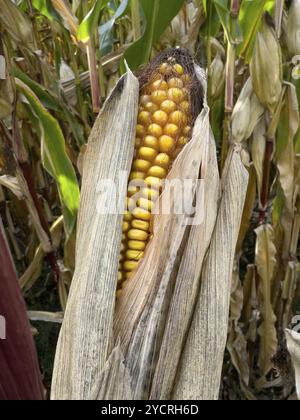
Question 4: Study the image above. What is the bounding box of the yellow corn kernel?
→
[145,176,163,190]
[180,101,190,113]
[122,233,126,241]
[128,240,146,251]
[137,198,154,212]
[141,188,159,201]
[120,243,126,253]
[124,260,139,272]
[144,102,159,113]
[138,146,158,161]
[151,90,168,105]
[152,110,168,126]
[148,123,163,138]
[126,197,135,209]
[124,211,133,222]
[159,135,176,153]
[148,166,167,179]
[116,289,123,299]
[135,138,142,148]
[122,221,130,233]
[183,126,192,136]
[130,171,146,181]
[159,63,173,75]
[154,153,170,169]
[140,95,150,105]
[181,74,191,84]
[132,207,151,221]
[143,136,159,150]
[178,136,188,147]
[168,88,185,104]
[126,250,144,261]
[133,159,152,172]
[164,123,180,138]
[136,124,146,137]
[128,229,149,241]
[138,111,152,126]
[160,100,177,114]
[131,219,150,231]
[150,79,168,91]
[169,111,187,127]
[168,77,184,89]
[173,63,184,75]
[118,271,123,282]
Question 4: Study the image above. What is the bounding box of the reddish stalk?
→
[0,217,44,400]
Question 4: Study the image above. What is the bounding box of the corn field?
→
[0,0,300,401]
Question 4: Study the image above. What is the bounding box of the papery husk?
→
[250,17,283,115]
[51,70,139,400]
[286,329,300,400]
[172,146,249,400]
[287,0,300,56]
[114,68,211,399]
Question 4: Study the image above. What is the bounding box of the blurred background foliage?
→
[0,0,300,399]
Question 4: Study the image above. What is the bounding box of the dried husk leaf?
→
[210,54,225,100]
[19,216,64,291]
[172,146,249,400]
[51,71,139,400]
[285,329,300,400]
[0,175,23,199]
[89,346,133,401]
[255,224,278,388]
[114,91,211,400]
[236,166,257,253]
[227,265,250,387]
[250,18,283,115]
[251,119,266,201]
[277,83,300,260]
[27,311,63,324]
[287,0,300,56]
[282,262,300,329]
[232,78,264,144]
[150,118,220,400]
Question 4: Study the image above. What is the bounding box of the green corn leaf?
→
[124,0,185,70]
[13,67,60,111]
[237,0,275,61]
[16,79,80,238]
[14,67,85,147]
[77,0,110,43]
[99,0,129,55]
[32,0,59,21]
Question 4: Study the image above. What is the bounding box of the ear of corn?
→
[117,60,193,293]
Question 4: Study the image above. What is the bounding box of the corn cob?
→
[118,58,194,294]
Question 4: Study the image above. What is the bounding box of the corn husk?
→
[287,0,300,56]
[172,146,249,400]
[232,79,264,144]
[286,329,300,400]
[250,18,283,115]
[51,70,139,400]
[210,54,225,100]
[51,58,248,401]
